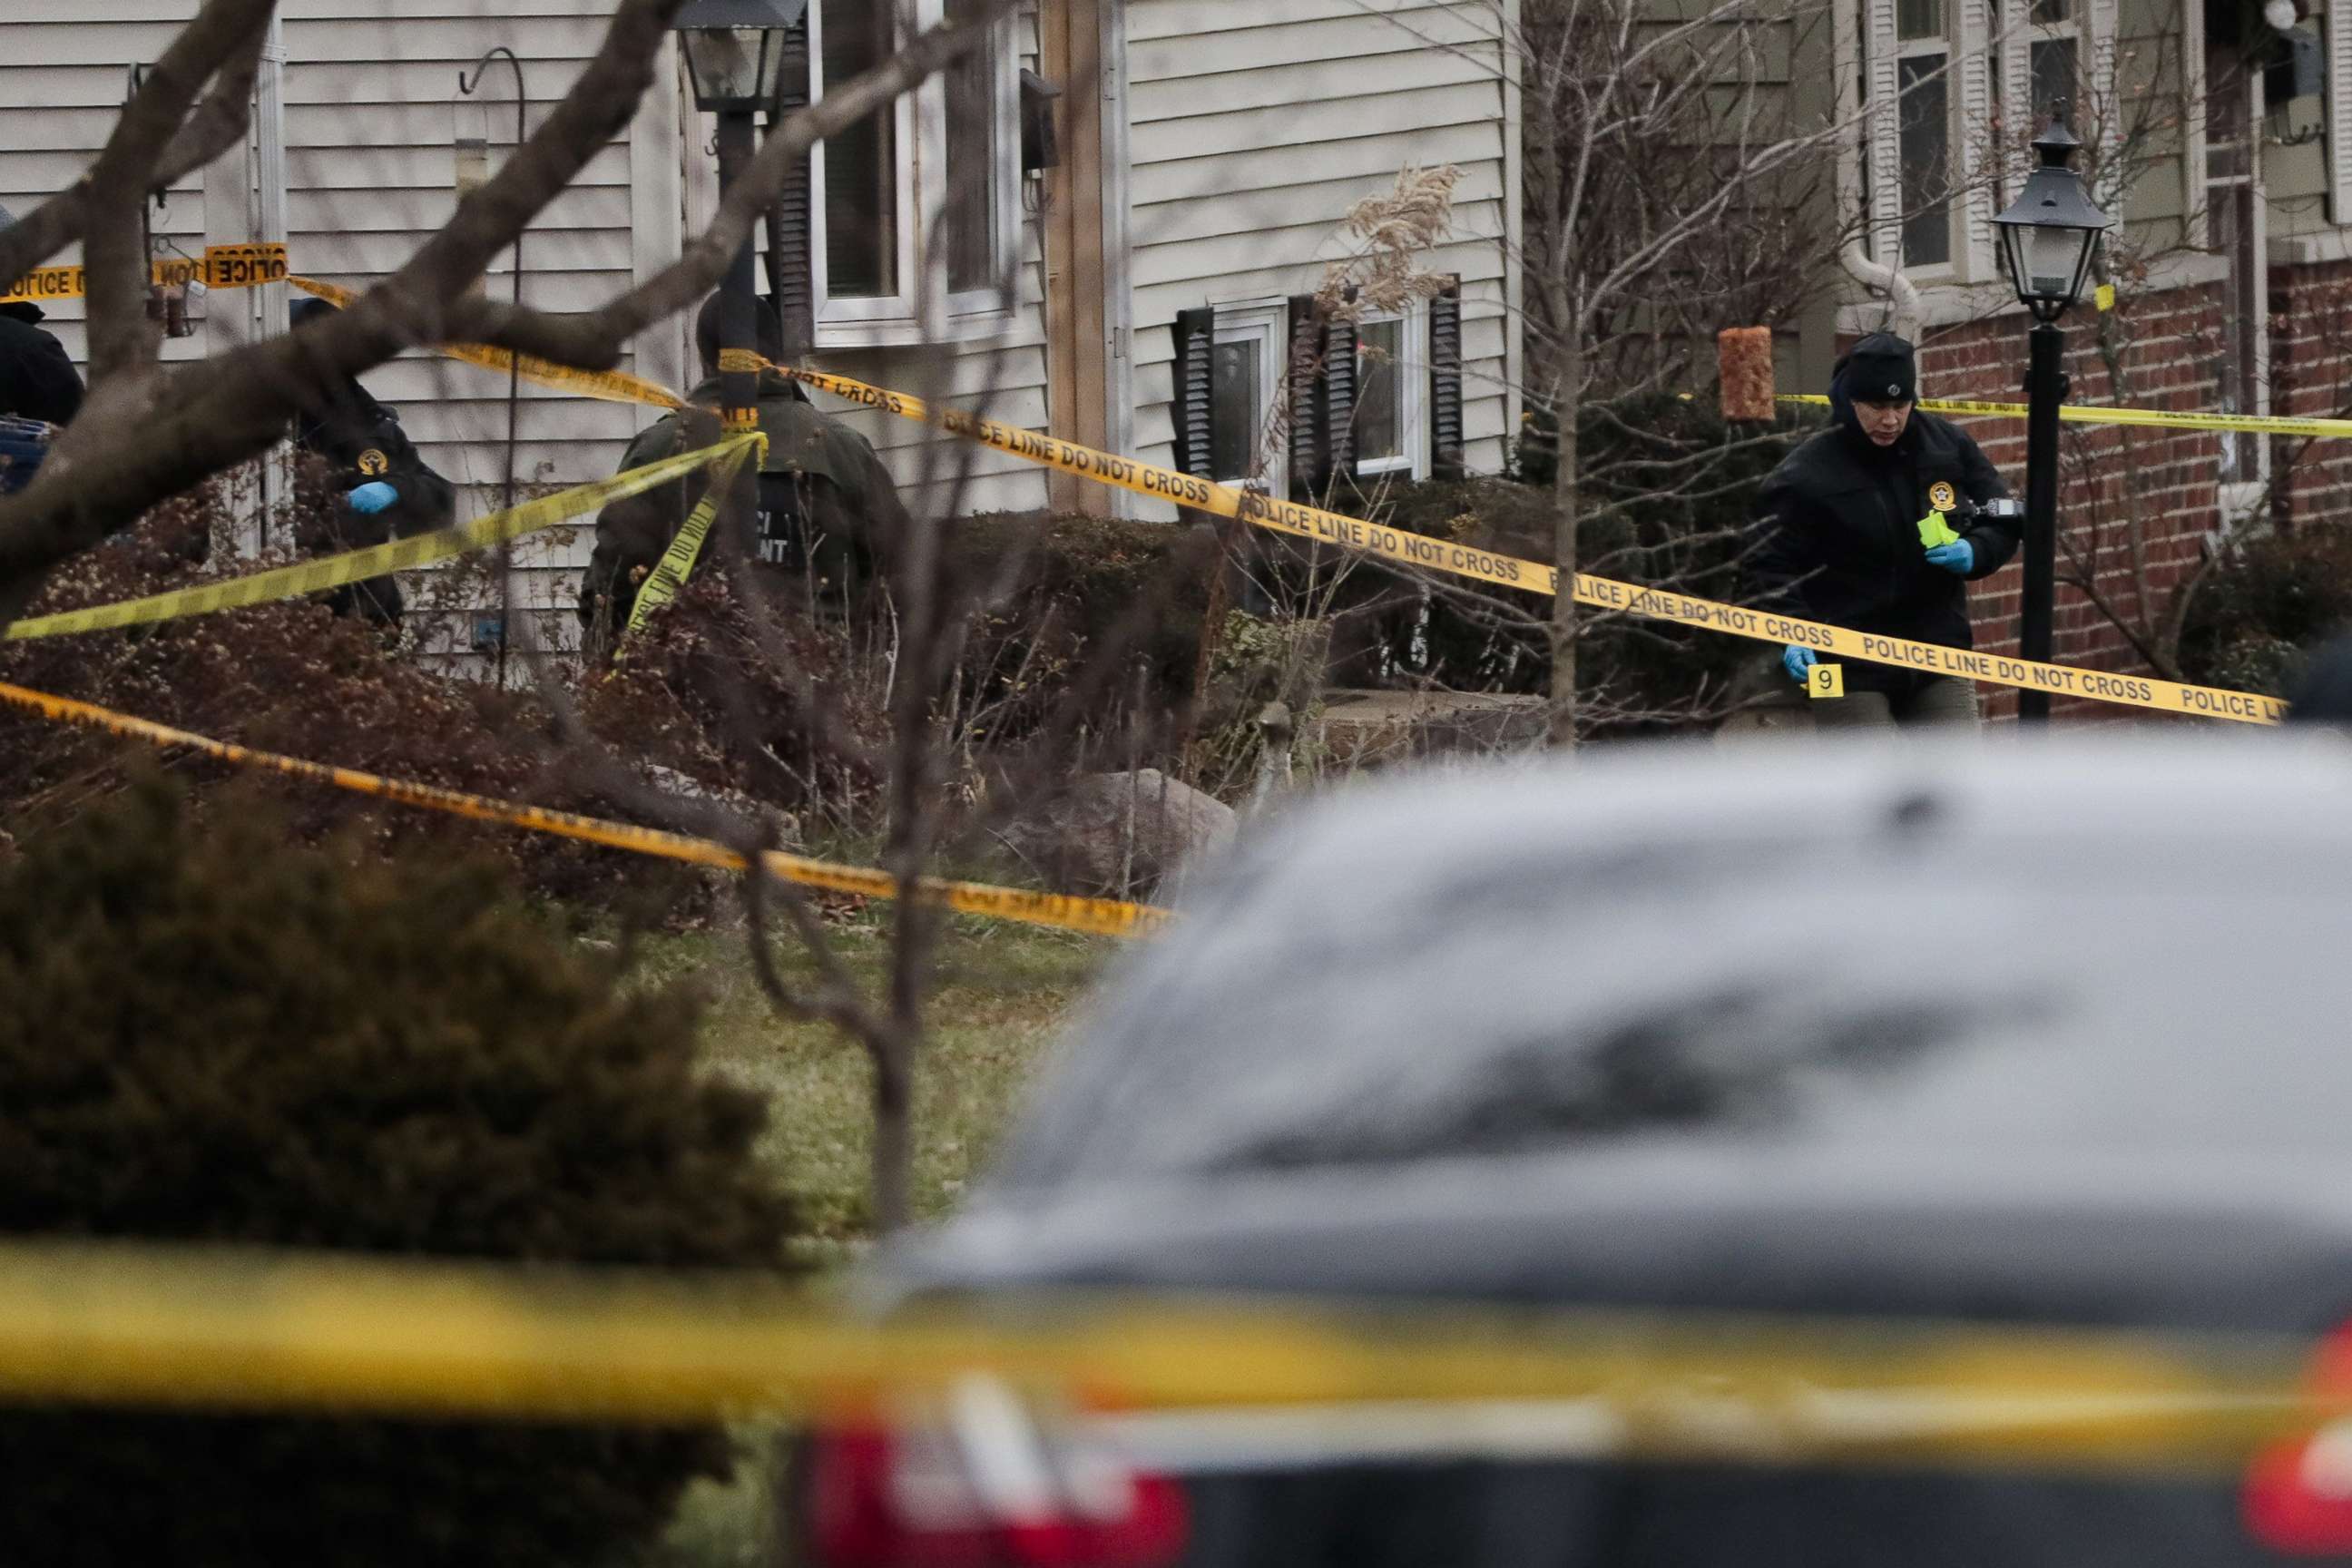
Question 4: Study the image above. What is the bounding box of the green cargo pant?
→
[1810,675,1980,730]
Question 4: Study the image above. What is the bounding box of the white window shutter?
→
[2087,0,2122,211]
[2332,0,2352,221]
[1867,0,1903,265]
[1959,0,1997,276]
[1998,0,2032,141]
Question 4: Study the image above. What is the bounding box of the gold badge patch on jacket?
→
[358,449,390,476]
[1927,480,1955,512]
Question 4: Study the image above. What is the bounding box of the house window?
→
[1354,307,1430,480]
[2029,0,2082,120]
[1896,0,1954,267]
[1210,305,1286,492]
[942,0,1000,297]
[820,0,900,300]
[809,0,1017,345]
[2205,32,2269,502]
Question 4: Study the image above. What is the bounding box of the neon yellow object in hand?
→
[1917,511,1962,549]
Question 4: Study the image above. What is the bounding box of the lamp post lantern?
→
[1991,113,2112,724]
[673,0,807,538]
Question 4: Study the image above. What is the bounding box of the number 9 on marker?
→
[1808,662,1845,700]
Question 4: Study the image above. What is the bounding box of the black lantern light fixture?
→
[1991,113,2114,724]
[674,0,806,116]
[1992,116,2112,323]
[666,0,806,623]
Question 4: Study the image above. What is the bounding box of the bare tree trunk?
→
[1547,350,1583,748]
[869,1037,916,1234]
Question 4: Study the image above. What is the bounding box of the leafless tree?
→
[1507,0,1877,742]
[0,0,1066,1240]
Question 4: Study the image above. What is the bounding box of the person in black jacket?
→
[0,300,83,429]
[0,204,83,433]
[286,295,456,624]
[1749,332,2019,728]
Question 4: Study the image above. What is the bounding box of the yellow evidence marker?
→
[1809,662,1846,701]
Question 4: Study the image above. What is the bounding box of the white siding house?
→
[0,0,1522,648]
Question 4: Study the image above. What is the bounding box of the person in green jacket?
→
[577,295,909,649]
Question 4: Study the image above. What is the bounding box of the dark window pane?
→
[2031,35,2078,121]
[2030,0,2072,22]
[1210,338,1263,483]
[1357,318,1405,464]
[821,0,897,299]
[1896,0,1945,40]
[944,0,996,293]
[1897,54,1951,267]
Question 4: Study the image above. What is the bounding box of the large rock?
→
[1005,769,1236,899]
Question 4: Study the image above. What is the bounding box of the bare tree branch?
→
[0,0,279,299]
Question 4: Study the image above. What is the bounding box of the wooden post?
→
[1041,0,1114,515]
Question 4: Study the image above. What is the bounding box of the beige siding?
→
[0,4,209,371]
[1124,0,1518,517]
[4,0,1524,648]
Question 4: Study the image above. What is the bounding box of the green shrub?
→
[1299,394,1823,731]
[2177,527,2352,698]
[0,779,797,1567]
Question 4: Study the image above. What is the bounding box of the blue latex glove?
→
[347,481,398,515]
[1781,643,1817,683]
[1925,539,1975,575]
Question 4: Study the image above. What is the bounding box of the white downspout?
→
[1840,242,1920,342]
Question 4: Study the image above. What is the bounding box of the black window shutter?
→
[764,19,815,357]
[1430,276,1465,480]
[1287,296,1323,492]
[1172,306,1216,480]
[1323,309,1357,486]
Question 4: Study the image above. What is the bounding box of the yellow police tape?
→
[0,678,1168,939]
[144,276,2287,723]
[1782,390,2352,441]
[1,242,292,305]
[0,1237,2337,1473]
[625,442,756,636]
[2,436,755,641]
[287,276,688,410]
[778,367,2288,726]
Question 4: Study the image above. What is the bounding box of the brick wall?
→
[2269,258,2352,533]
[1890,283,2230,720]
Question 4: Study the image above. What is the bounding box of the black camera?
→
[1942,495,2023,528]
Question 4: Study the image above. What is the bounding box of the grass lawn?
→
[628,908,1115,1564]
[635,906,1117,1247]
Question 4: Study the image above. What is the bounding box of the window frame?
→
[2026,0,2082,124]
[2198,19,2273,521]
[2329,0,2352,222]
[1352,301,1432,482]
[1892,0,1959,274]
[1852,0,2115,289]
[936,0,1023,321]
[807,0,1021,348]
[1210,301,1289,498]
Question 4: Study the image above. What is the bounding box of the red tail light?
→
[802,1398,1188,1568]
[2245,1325,2352,1553]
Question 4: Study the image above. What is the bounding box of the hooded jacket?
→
[1748,360,2019,692]
[0,302,83,428]
[577,368,909,640]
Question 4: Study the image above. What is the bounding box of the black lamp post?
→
[674,0,805,508]
[1991,114,2112,724]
